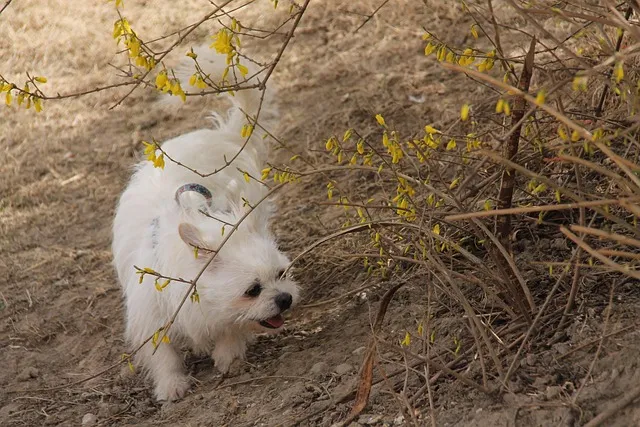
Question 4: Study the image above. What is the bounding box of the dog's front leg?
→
[211,328,249,374]
[139,340,191,402]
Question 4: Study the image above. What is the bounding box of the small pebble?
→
[310,361,329,375]
[538,238,551,249]
[82,413,97,426]
[551,238,566,250]
[16,367,39,382]
[334,363,354,376]
[359,413,383,424]
[352,346,366,356]
[546,385,562,401]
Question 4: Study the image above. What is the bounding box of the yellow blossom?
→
[470,25,479,39]
[401,332,411,347]
[237,64,249,77]
[424,125,440,134]
[153,153,165,169]
[460,103,470,121]
[261,167,271,180]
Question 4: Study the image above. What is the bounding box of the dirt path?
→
[2,1,640,426]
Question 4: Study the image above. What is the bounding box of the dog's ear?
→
[178,223,209,249]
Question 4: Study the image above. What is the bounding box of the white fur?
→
[112,48,299,402]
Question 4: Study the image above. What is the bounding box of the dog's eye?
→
[245,281,262,297]
[276,269,286,280]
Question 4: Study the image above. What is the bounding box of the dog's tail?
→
[174,45,275,136]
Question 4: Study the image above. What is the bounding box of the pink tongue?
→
[265,314,284,328]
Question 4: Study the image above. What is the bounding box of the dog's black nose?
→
[275,292,292,311]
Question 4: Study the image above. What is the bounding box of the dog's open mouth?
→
[259,314,284,329]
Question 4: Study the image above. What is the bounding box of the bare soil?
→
[2,1,640,426]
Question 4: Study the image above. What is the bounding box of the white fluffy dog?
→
[112,49,299,401]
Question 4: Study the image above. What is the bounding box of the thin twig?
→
[583,385,640,427]
[354,0,390,33]
[445,196,640,221]
[0,0,13,16]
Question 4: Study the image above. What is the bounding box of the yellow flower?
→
[571,130,580,142]
[572,75,588,92]
[243,172,250,182]
[470,24,479,39]
[34,76,47,83]
[241,123,254,138]
[325,137,335,151]
[171,81,186,102]
[5,91,11,106]
[401,332,411,347]
[558,126,569,141]
[190,291,200,303]
[261,167,271,180]
[33,97,42,112]
[535,90,546,105]
[153,153,165,169]
[533,183,547,194]
[446,139,457,151]
[424,125,440,134]
[445,51,455,63]
[186,49,198,59]
[460,103,470,121]
[375,114,385,126]
[424,42,436,56]
[155,72,168,89]
[503,101,511,116]
[433,223,440,235]
[614,62,624,83]
[237,64,248,76]
[211,29,233,54]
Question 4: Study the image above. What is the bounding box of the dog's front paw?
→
[212,352,234,374]
[154,373,191,402]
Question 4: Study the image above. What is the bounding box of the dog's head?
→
[175,196,299,331]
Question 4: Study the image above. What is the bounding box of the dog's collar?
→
[175,183,213,206]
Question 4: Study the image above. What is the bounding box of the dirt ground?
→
[2,1,640,426]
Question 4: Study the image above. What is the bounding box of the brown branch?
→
[584,385,640,427]
[259,0,311,90]
[445,196,640,221]
[0,0,13,15]
[343,282,405,425]
[495,36,536,245]
[561,227,640,280]
[354,0,390,33]
[596,6,633,116]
